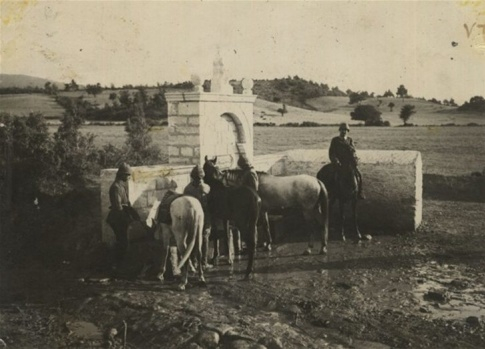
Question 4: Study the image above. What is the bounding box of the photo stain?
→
[1,0,38,26]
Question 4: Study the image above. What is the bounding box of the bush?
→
[351,105,381,122]
[254,122,276,127]
[365,118,390,126]
[348,92,366,105]
[458,96,485,113]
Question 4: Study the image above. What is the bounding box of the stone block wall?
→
[282,149,423,232]
[100,164,193,244]
[100,149,422,243]
[165,92,257,167]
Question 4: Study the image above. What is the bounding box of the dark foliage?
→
[252,76,346,110]
[399,105,416,125]
[458,96,485,113]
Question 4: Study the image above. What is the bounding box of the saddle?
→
[156,190,183,225]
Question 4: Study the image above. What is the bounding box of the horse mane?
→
[223,169,269,176]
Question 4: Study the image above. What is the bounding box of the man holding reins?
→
[106,163,140,271]
[329,123,365,200]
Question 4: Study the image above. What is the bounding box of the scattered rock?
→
[224,339,264,349]
[424,290,449,303]
[466,316,481,328]
[335,282,352,290]
[287,304,302,315]
[193,330,220,349]
[258,336,283,349]
[449,279,469,289]
[266,300,278,311]
[186,343,203,349]
[107,328,118,339]
[203,323,234,336]
[419,306,432,314]
[311,319,330,328]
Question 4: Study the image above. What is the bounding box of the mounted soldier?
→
[329,123,365,200]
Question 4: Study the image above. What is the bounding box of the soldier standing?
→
[106,163,138,270]
[183,165,212,269]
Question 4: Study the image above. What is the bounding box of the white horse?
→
[153,195,206,290]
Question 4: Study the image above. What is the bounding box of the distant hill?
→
[0,74,63,89]
[252,77,347,110]
[255,96,485,126]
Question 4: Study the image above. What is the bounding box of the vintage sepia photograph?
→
[1,0,485,348]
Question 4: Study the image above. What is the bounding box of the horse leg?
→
[211,224,220,266]
[156,224,171,282]
[225,220,234,266]
[339,199,346,242]
[232,225,241,256]
[260,211,272,251]
[239,220,256,280]
[319,206,329,256]
[174,232,189,291]
[352,197,363,242]
[197,224,206,284]
[302,211,314,255]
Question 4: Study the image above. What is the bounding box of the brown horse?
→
[317,163,365,242]
[215,159,329,256]
[203,157,261,279]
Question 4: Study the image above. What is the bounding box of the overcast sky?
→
[1,0,484,103]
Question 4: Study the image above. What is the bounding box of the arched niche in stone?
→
[218,112,248,168]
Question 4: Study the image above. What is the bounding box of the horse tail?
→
[177,202,202,270]
[316,179,329,230]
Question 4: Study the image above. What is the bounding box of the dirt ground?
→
[1,196,485,349]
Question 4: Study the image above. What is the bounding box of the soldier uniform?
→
[183,165,212,268]
[329,123,365,199]
[237,155,259,191]
[107,163,135,269]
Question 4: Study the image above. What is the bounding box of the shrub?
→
[458,96,485,113]
[254,122,276,127]
[351,104,383,123]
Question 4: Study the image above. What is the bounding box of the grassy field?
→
[4,92,484,127]
[0,94,65,118]
[62,125,485,177]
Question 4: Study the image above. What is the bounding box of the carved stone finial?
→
[211,50,233,94]
[191,74,203,92]
[242,78,254,95]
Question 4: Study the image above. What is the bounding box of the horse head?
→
[203,156,223,185]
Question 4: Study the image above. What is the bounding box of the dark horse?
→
[210,157,329,256]
[317,163,365,242]
[203,158,261,279]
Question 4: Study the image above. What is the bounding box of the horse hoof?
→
[319,247,328,255]
[178,284,186,291]
[363,234,372,241]
[264,244,272,252]
[156,273,164,282]
[303,249,312,256]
